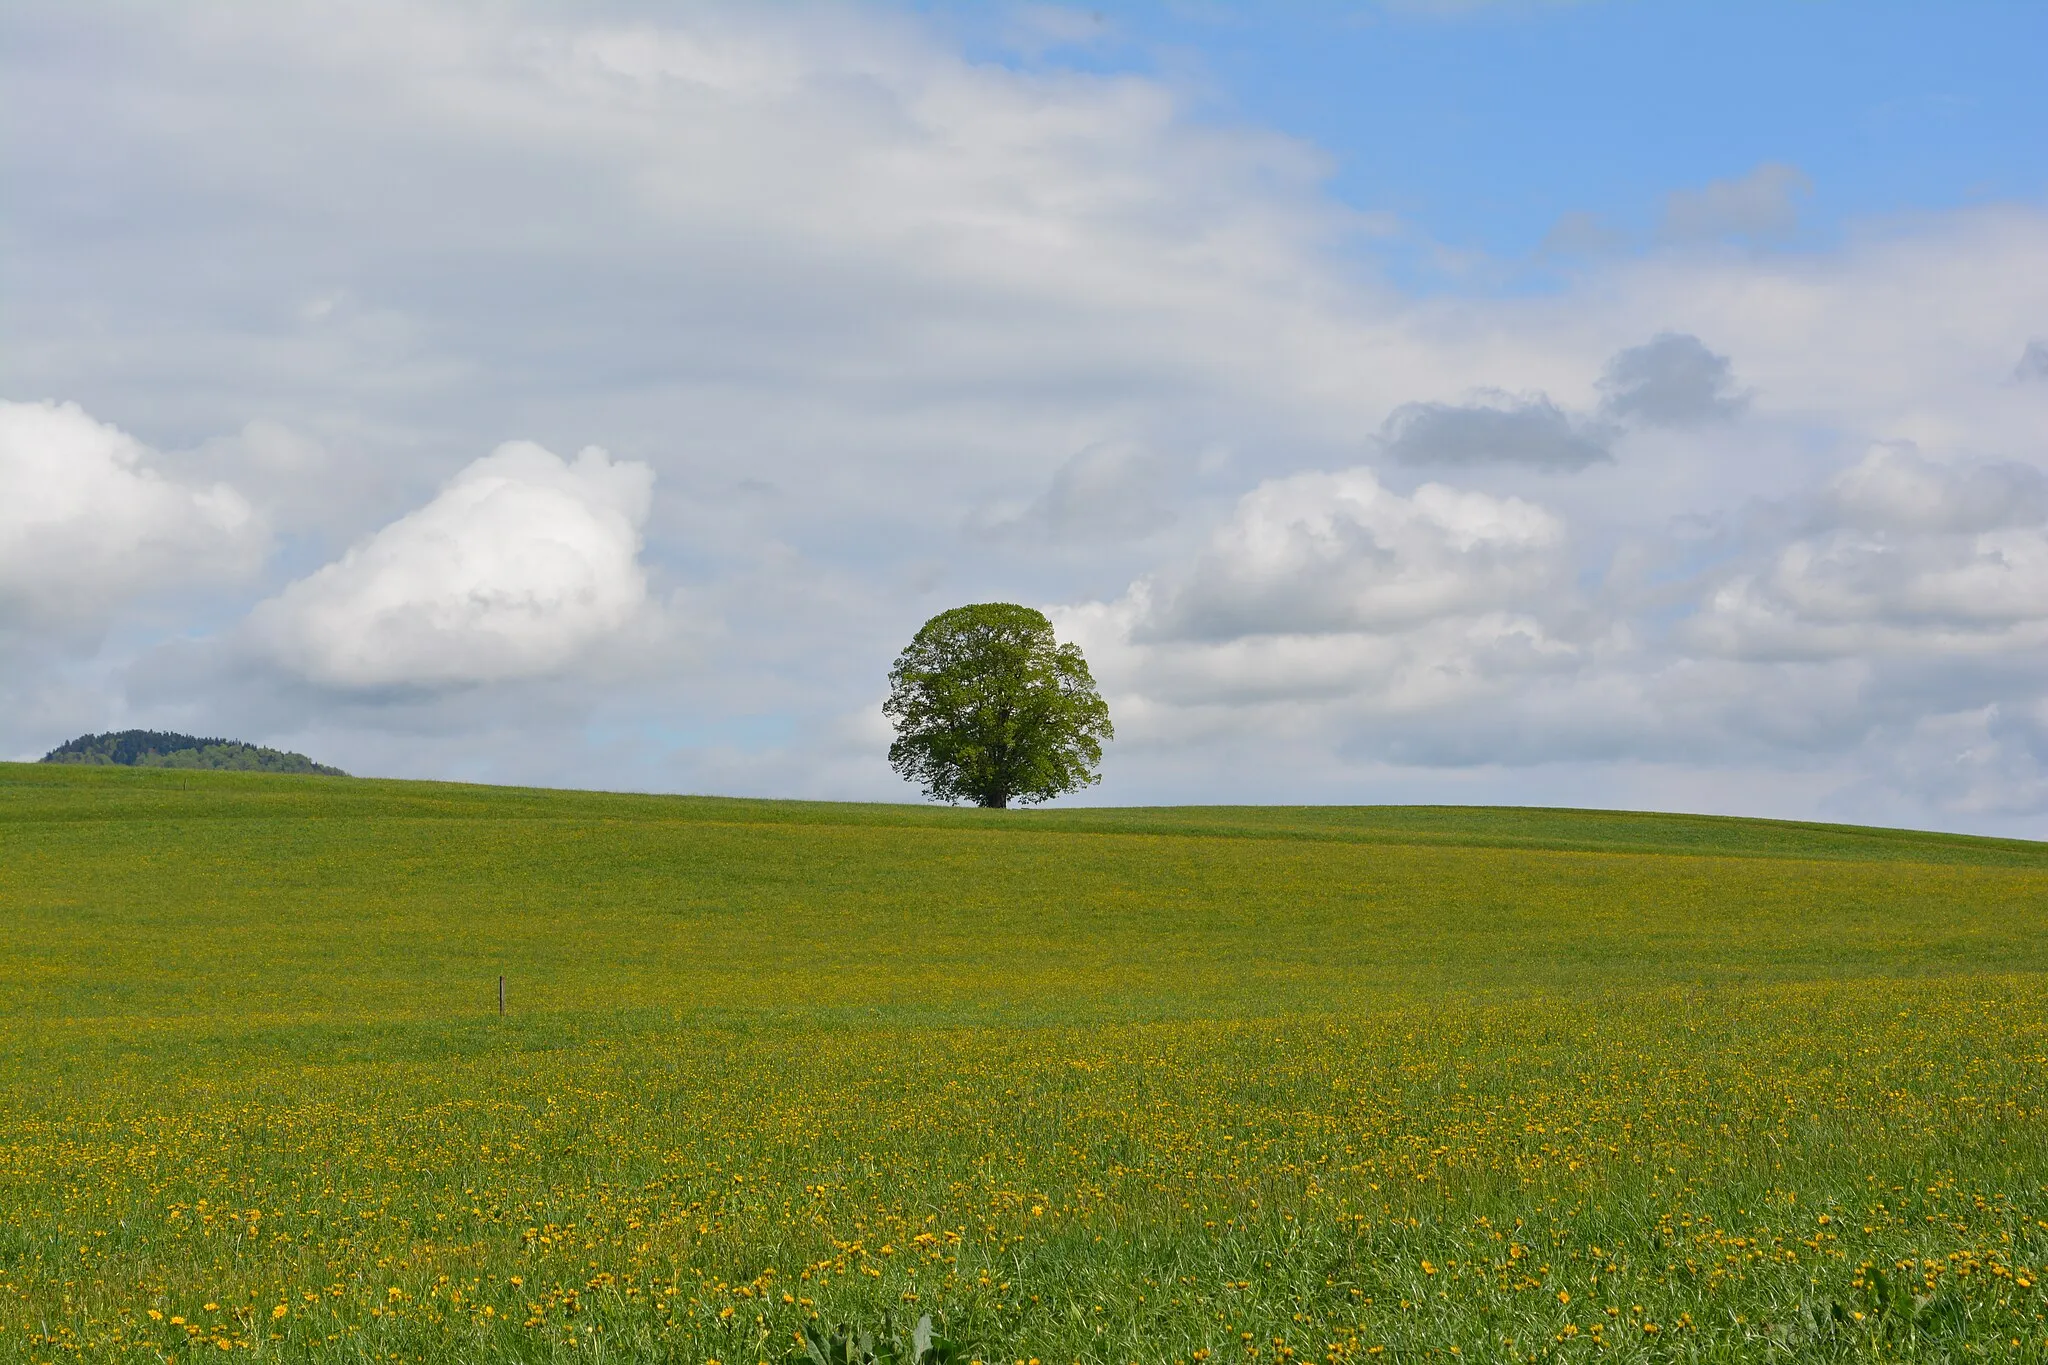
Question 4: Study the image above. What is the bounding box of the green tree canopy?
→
[40,730,347,775]
[883,603,1112,809]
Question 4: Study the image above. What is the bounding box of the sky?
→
[3,1,2046,835]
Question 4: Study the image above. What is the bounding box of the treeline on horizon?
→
[40,730,348,776]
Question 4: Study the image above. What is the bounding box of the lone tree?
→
[884,603,1112,808]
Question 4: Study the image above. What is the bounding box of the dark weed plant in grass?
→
[790,1313,969,1365]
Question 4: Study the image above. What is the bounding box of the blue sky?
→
[946,2,2048,267]
[3,1,2046,833]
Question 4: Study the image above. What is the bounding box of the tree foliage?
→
[883,603,1111,808]
[40,730,347,775]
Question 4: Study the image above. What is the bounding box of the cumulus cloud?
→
[1050,467,1583,731]
[1597,332,1748,426]
[1376,392,1613,471]
[1660,162,1811,243]
[251,442,655,689]
[1688,446,2048,661]
[1136,467,1567,642]
[0,399,262,629]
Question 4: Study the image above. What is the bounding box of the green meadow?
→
[2,761,2046,1362]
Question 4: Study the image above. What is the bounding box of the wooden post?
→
[498,974,505,1017]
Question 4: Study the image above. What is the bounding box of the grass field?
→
[3,762,2047,1363]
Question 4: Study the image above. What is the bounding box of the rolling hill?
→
[39,729,347,775]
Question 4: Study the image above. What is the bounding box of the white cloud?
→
[1147,467,1567,640]
[1688,446,2048,661]
[1057,467,1581,721]
[0,398,261,629]
[251,442,655,689]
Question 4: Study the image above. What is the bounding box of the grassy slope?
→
[3,763,2047,1362]
[8,762,2047,1029]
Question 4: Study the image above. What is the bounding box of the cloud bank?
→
[1058,443,2048,816]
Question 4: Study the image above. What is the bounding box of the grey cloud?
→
[1661,162,1810,244]
[1826,701,2048,822]
[1825,446,2048,535]
[1683,447,2048,669]
[1598,332,1748,427]
[1378,392,1613,471]
[2014,340,2048,383]
[987,442,1176,543]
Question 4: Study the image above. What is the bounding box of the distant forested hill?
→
[40,731,347,776]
